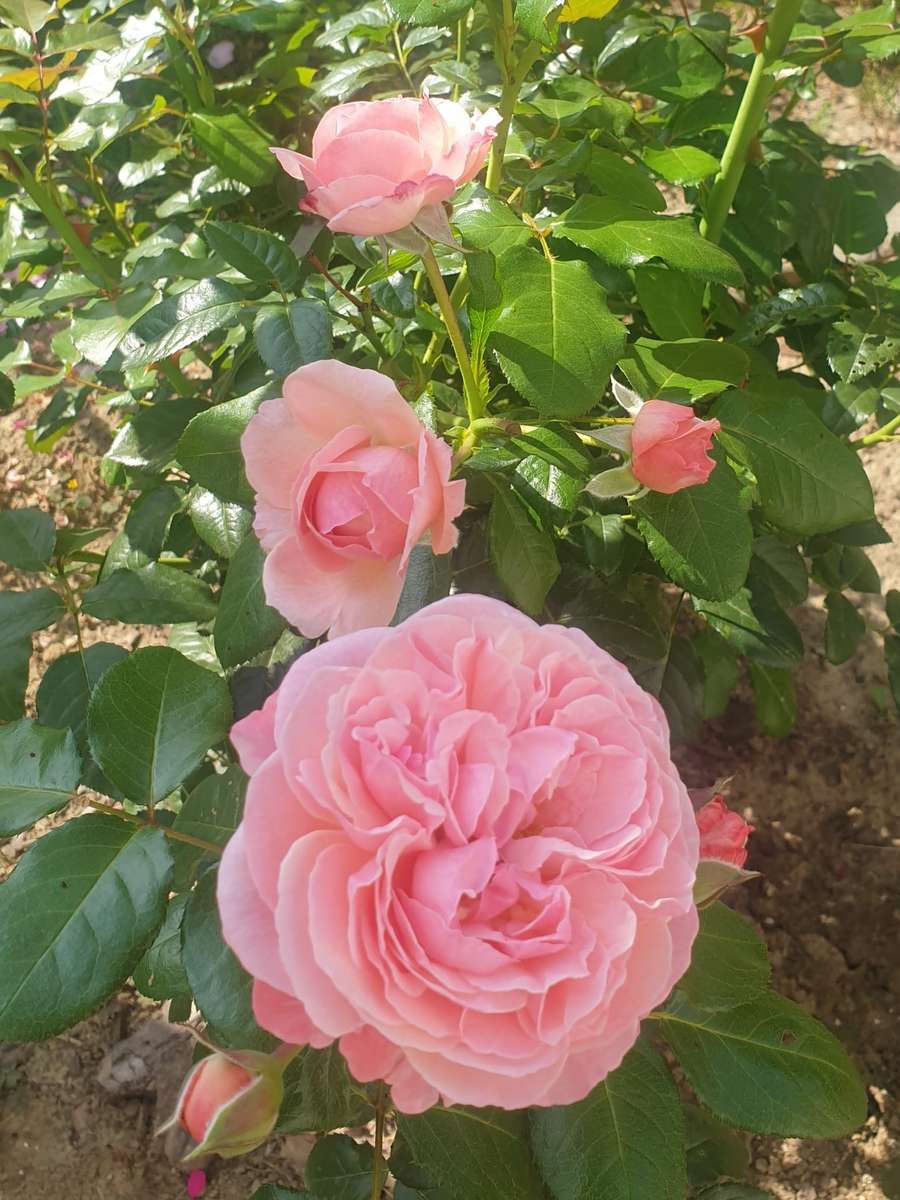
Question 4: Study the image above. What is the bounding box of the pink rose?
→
[166,1050,283,1159]
[241,360,465,639]
[696,796,753,867]
[272,95,499,236]
[218,594,699,1113]
[631,399,720,494]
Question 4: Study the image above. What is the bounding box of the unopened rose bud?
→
[161,1048,288,1161]
[697,795,754,867]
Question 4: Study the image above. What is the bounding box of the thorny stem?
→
[88,799,225,855]
[392,23,416,93]
[370,1082,387,1200]
[422,243,481,421]
[700,0,803,243]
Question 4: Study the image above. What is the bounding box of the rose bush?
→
[0,0,894,1195]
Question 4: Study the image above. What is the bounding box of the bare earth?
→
[1,72,899,1200]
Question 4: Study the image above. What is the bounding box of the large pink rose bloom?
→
[218,595,699,1113]
[272,95,498,236]
[241,361,465,639]
[631,399,720,495]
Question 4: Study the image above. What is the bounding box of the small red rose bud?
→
[160,1047,291,1161]
[697,795,754,868]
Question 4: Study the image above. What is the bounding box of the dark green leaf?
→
[170,765,246,891]
[278,1044,373,1134]
[190,111,277,187]
[714,391,874,535]
[389,0,474,25]
[515,0,558,44]
[634,266,705,340]
[751,537,808,607]
[827,311,900,384]
[695,1187,772,1200]
[0,637,32,722]
[214,533,285,668]
[554,196,743,286]
[566,584,669,664]
[489,486,560,615]
[748,663,796,737]
[694,588,803,669]
[491,246,627,418]
[305,1133,373,1200]
[694,627,739,719]
[679,903,770,1012]
[203,222,302,291]
[621,339,749,401]
[0,720,81,837]
[653,993,867,1137]
[0,587,64,641]
[0,507,55,572]
[684,1106,749,1190]
[0,371,13,414]
[182,865,273,1049]
[82,565,216,625]
[250,1188,308,1200]
[106,400,205,473]
[125,280,244,367]
[824,592,866,665]
[397,1106,544,1200]
[598,24,727,102]
[132,893,190,1001]
[254,300,333,376]
[177,389,271,505]
[839,545,881,594]
[392,544,452,625]
[530,1039,686,1200]
[35,642,128,781]
[581,147,666,213]
[454,187,532,255]
[658,635,704,744]
[187,488,252,558]
[634,459,752,600]
[88,647,232,806]
[0,813,171,1040]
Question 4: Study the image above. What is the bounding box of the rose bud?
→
[697,795,754,867]
[160,1049,286,1161]
[271,94,498,238]
[631,399,720,495]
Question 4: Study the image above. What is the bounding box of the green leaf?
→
[389,0,474,25]
[170,765,246,891]
[0,637,32,722]
[553,196,743,286]
[35,642,128,781]
[190,111,277,187]
[305,1133,373,1200]
[530,1039,686,1200]
[750,537,808,607]
[0,371,13,414]
[454,187,532,255]
[839,545,881,594]
[124,280,244,367]
[653,993,867,1138]
[88,647,232,807]
[644,144,720,186]
[824,592,866,665]
[278,1044,373,1134]
[392,544,452,625]
[187,488,252,558]
[489,486,560,615]
[693,588,803,669]
[827,312,900,384]
[0,507,55,572]
[214,533,285,668]
[658,635,704,744]
[0,587,65,641]
[634,459,752,600]
[634,266,705,340]
[82,564,216,625]
[684,1106,749,1190]
[0,0,50,33]
[0,813,171,1040]
[566,584,669,665]
[515,0,558,44]
[679,903,770,1012]
[250,1189,308,1200]
[177,389,271,505]
[123,485,185,558]
[182,865,273,1049]
[70,288,160,367]
[203,221,302,291]
[105,400,205,473]
[694,627,739,719]
[581,147,666,213]
[714,391,874,535]
[598,23,727,102]
[695,1187,772,1200]
[132,893,190,1001]
[748,663,796,737]
[491,246,627,418]
[397,1106,544,1200]
[254,300,333,376]
[621,339,749,401]
[0,720,81,837]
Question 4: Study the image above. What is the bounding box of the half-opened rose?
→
[241,360,465,639]
[697,796,753,867]
[631,399,720,495]
[218,594,699,1113]
[272,95,498,237]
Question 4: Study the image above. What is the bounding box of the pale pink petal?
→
[230,690,278,774]
[252,980,332,1047]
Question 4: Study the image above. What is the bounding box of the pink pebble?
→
[186,1169,207,1198]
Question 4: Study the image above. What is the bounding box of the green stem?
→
[858,412,900,448]
[422,244,481,420]
[422,272,469,367]
[2,148,117,287]
[699,0,803,244]
[370,1082,387,1200]
[88,799,224,855]
[485,38,542,194]
[158,358,195,397]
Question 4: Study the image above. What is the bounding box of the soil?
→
[1,68,899,1200]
